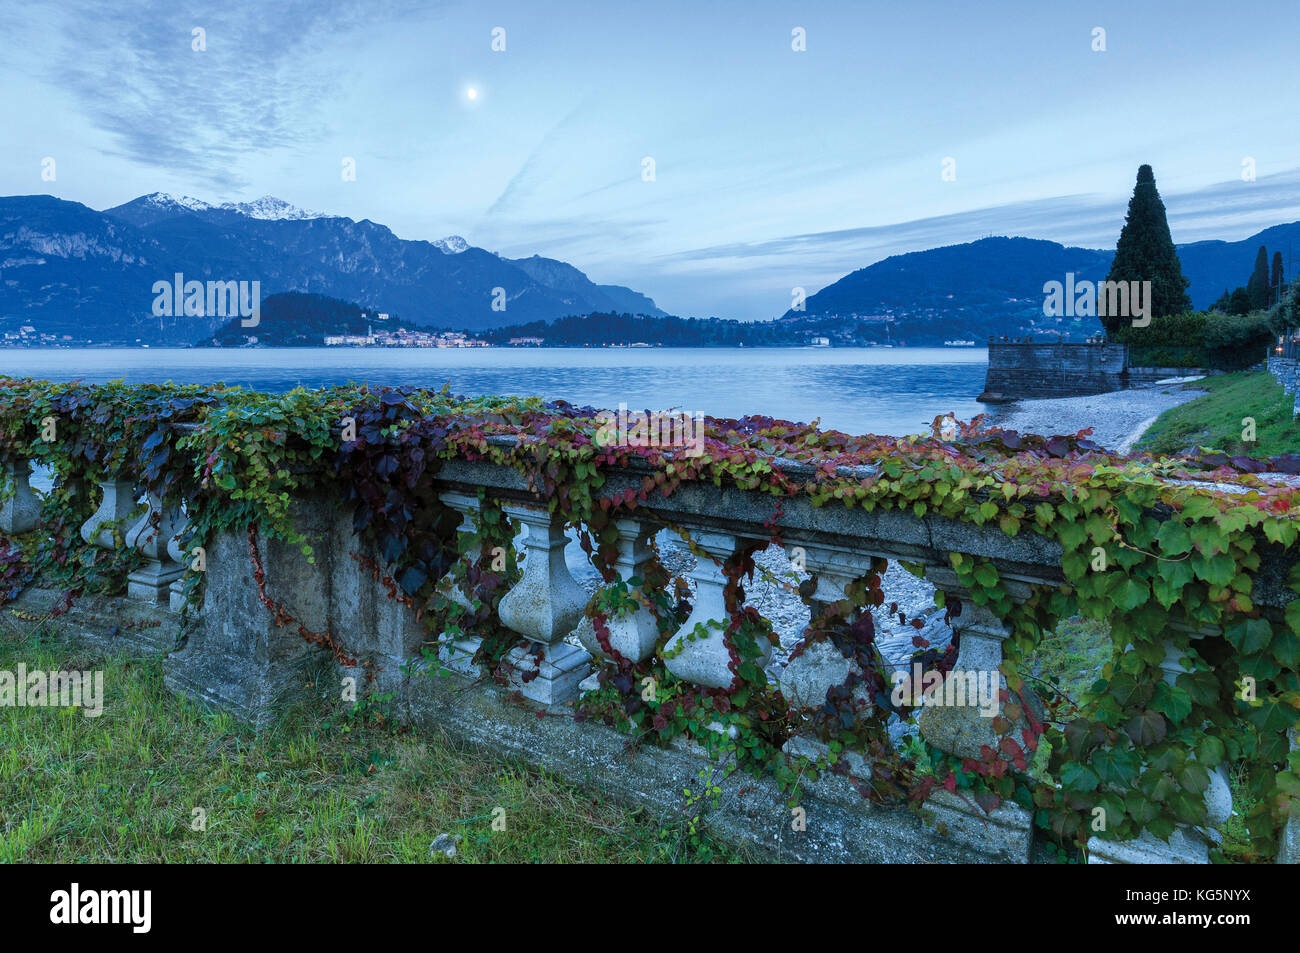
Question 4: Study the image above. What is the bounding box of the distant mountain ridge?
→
[0,192,666,343]
[2,188,1296,345]
[782,226,1300,344]
[505,254,666,318]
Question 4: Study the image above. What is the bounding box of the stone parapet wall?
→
[979,340,1210,402]
[2,386,1297,865]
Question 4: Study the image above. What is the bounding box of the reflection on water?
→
[0,346,990,438]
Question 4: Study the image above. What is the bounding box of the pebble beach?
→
[985,380,1206,452]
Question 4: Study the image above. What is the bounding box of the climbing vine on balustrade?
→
[1,374,1298,858]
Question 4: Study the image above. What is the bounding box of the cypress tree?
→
[1247,245,1270,311]
[1103,164,1192,334]
[1229,287,1252,316]
[1271,250,1285,306]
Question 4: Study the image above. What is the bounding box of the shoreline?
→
[984,381,1207,451]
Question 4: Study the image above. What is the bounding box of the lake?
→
[0,346,990,437]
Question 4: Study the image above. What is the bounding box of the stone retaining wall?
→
[1268,355,1300,420]
[979,340,1209,402]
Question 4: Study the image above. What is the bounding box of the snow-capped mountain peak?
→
[142,192,214,212]
[433,235,470,254]
[218,195,323,221]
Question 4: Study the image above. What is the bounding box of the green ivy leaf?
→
[1155,520,1192,556]
[1115,578,1150,611]
[1060,762,1101,792]
[1126,710,1167,746]
[1225,618,1272,655]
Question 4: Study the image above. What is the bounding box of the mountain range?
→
[0,192,665,344]
[1,190,1297,345]
[781,226,1300,344]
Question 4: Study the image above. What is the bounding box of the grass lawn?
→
[0,629,749,863]
[1138,371,1300,457]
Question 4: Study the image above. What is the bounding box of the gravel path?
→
[985,380,1206,451]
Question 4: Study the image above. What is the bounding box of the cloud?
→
[654,169,1300,271]
[19,0,428,192]
[618,170,1300,320]
[482,216,669,264]
[484,98,596,218]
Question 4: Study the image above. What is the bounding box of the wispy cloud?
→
[484,98,596,217]
[19,0,428,192]
[656,170,1300,268]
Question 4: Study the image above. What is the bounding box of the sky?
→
[2,0,1299,319]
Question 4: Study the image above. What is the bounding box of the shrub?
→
[1203,312,1275,371]
[1116,311,1275,371]
[1114,311,1206,368]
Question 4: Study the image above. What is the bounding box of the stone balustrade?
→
[2,434,1297,866]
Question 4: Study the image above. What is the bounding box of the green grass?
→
[1219,764,1267,864]
[0,629,750,863]
[1138,371,1300,457]
[1025,616,1112,706]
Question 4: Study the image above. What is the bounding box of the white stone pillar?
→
[779,543,876,708]
[778,544,877,773]
[165,516,194,613]
[496,502,591,703]
[576,517,660,665]
[125,491,186,603]
[663,531,771,690]
[436,490,484,676]
[913,570,1036,861]
[1,459,40,535]
[80,478,138,549]
[915,588,1011,759]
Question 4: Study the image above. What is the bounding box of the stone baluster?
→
[80,477,138,549]
[435,490,486,676]
[914,569,1017,760]
[165,513,196,613]
[495,502,591,703]
[778,543,877,777]
[576,517,660,666]
[663,530,771,690]
[913,566,1037,861]
[1088,630,1231,864]
[801,542,878,619]
[1,459,40,535]
[779,542,877,709]
[125,491,186,603]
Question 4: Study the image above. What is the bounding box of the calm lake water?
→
[0,346,989,437]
